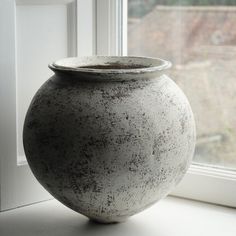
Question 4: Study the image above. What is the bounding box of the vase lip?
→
[49,56,172,75]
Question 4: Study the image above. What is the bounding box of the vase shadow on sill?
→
[71,218,163,236]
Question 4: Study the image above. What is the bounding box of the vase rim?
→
[49,56,171,76]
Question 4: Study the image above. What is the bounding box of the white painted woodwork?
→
[171,164,236,207]
[16,4,69,164]
[96,0,127,56]
[0,0,79,211]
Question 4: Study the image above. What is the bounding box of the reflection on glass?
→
[128,0,236,169]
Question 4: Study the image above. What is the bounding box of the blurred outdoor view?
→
[128,0,236,169]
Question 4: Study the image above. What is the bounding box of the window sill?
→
[0,196,235,236]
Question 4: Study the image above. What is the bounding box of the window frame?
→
[96,0,127,56]
[172,164,236,207]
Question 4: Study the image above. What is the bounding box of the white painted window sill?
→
[0,196,235,236]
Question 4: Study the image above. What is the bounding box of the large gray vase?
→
[23,56,196,223]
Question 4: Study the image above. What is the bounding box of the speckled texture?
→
[23,56,196,223]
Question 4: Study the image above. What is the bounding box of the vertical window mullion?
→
[96,0,127,56]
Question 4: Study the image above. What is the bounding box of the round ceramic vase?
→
[23,56,196,223]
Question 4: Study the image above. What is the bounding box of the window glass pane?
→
[128,0,236,169]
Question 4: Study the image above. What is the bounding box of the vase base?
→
[88,217,128,224]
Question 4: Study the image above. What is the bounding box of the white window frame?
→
[96,0,127,56]
[79,0,127,57]
[172,164,236,207]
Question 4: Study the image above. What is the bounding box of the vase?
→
[23,56,196,223]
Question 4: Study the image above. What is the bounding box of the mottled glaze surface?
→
[23,56,196,223]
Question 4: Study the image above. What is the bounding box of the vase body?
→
[23,56,195,223]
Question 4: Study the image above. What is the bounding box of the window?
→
[1,0,235,211]
[126,0,236,206]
